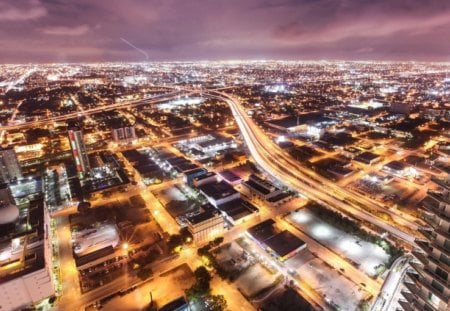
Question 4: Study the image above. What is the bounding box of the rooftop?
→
[264,230,306,258]
[198,181,238,200]
[187,209,221,225]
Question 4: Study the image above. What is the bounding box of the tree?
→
[186,266,212,299]
[137,267,152,280]
[194,266,212,289]
[213,237,224,246]
[167,234,183,252]
[206,295,227,311]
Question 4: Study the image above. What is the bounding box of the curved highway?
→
[209,90,416,244]
[3,84,417,245]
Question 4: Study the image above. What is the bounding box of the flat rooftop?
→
[355,151,380,163]
[247,219,305,258]
[247,219,277,242]
[217,198,258,221]
[264,230,306,258]
[198,181,238,200]
[187,209,220,225]
[219,169,242,184]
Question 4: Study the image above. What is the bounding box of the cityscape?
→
[0,2,450,311]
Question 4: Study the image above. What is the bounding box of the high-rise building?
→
[0,147,22,183]
[399,176,450,311]
[68,122,90,179]
[111,126,136,144]
[0,186,55,311]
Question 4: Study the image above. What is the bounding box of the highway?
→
[43,85,418,310]
[209,90,416,244]
[0,88,190,131]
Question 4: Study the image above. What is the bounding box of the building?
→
[193,172,218,187]
[183,168,207,187]
[67,122,90,179]
[219,169,242,185]
[177,134,236,159]
[247,219,306,262]
[399,176,450,311]
[111,126,136,144]
[0,147,22,183]
[265,112,335,138]
[354,151,381,165]
[197,181,240,207]
[242,174,282,201]
[0,186,54,311]
[186,210,224,243]
[217,198,259,225]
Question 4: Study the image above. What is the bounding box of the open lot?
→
[101,263,195,311]
[214,242,255,279]
[295,258,368,311]
[288,208,390,276]
[234,264,280,299]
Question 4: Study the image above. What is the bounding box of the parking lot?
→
[295,258,368,311]
[288,208,390,276]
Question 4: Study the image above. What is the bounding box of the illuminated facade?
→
[399,176,450,311]
[68,122,90,179]
[187,210,224,243]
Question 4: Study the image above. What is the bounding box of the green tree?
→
[207,295,227,311]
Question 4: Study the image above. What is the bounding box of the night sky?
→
[1,0,449,63]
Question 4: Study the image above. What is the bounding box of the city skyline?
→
[1,0,450,63]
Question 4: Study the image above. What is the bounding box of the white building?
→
[187,210,224,243]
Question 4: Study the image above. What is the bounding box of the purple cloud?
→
[0,0,449,63]
[0,0,47,21]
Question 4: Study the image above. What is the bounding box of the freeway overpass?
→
[0,87,192,132]
[208,90,417,245]
[6,83,418,245]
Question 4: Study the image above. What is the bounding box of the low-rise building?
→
[242,174,282,201]
[217,198,259,225]
[187,210,224,243]
[183,168,208,187]
[111,126,137,144]
[247,219,306,262]
[354,151,381,165]
[193,172,218,187]
[198,181,240,207]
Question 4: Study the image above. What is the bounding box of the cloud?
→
[355,47,374,53]
[0,0,47,21]
[41,24,90,36]
[0,0,449,62]
[272,2,450,45]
